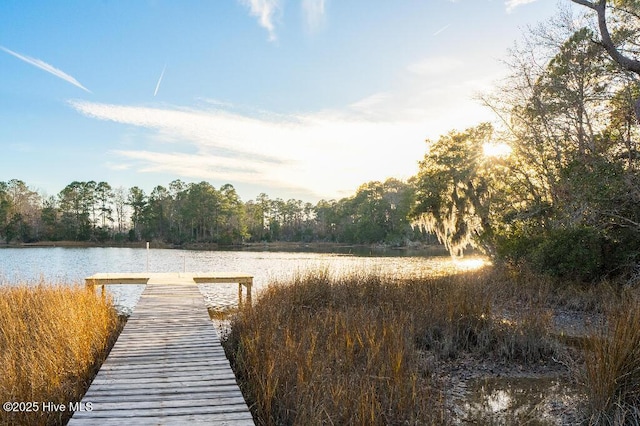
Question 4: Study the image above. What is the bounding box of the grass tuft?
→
[0,284,121,426]
[581,297,640,425]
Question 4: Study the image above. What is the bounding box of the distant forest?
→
[0,178,433,246]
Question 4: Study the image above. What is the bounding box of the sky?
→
[1,0,563,203]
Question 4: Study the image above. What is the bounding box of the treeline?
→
[0,178,432,246]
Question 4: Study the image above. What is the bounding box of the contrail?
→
[433,24,451,36]
[154,64,166,97]
[0,46,91,93]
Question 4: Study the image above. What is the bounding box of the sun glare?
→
[482,142,512,158]
[453,257,490,271]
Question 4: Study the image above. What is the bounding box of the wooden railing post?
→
[85,278,105,300]
[85,278,94,292]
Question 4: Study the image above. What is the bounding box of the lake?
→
[0,246,486,314]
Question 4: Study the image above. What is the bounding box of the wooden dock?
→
[85,272,254,307]
[68,273,254,425]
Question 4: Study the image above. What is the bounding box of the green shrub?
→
[530,227,604,281]
[494,228,543,263]
[601,229,640,277]
[496,227,606,281]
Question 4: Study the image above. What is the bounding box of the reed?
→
[223,268,558,425]
[0,284,121,426]
[581,297,640,424]
[404,269,556,363]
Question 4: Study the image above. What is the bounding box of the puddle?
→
[456,376,580,425]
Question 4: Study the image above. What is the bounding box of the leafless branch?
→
[570,0,640,75]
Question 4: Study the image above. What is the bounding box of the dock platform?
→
[68,273,254,425]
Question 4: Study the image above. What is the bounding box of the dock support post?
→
[85,278,105,300]
[238,280,252,309]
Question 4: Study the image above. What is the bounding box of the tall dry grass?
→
[0,284,121,426]
[405,269,556,363]
[223,268,558,425]
[581,297,640,425]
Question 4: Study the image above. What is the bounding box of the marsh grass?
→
[208,306,239,321]
[223,268,559,425]
[581,297,640,425]
[407,270,556,363]
[0,284,121,426]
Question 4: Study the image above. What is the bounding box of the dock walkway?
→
[68,273,254,425]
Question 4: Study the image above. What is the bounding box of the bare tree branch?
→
[570,0,598,9]
[602,211,640,229]
[570,0,640,75]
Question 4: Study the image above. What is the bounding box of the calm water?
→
[0,247,486,314]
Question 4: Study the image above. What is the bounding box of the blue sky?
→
[1,0,562,202]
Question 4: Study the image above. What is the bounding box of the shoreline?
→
[1,240,448,253]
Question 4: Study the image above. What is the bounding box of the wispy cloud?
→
[238,0,280,41]
[433,24,451,37]
[302,0,326,33]
[351,53,502,129]
[110,150,292,189]
[154,64,166,97]
[68,99,430,199]
[0,46,91,93]
[505,0,539,13]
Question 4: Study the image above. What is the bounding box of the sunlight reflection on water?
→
[461,376,576,424]
[453,257,490,271]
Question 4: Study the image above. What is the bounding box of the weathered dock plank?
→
[68,275,254,425]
